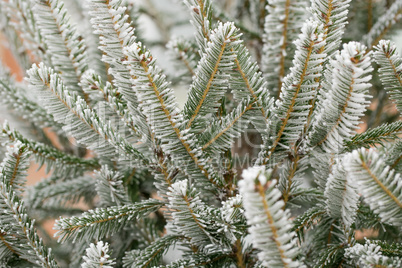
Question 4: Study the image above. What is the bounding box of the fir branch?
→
[124,32,220,189]
[1,142,31,197]
[385,140,402,173]
[183,22,240,131]
[305,0,352,128]
[362,0,402,48]
[27,63,146,164]
[239,167,302,267]
[0,82,62,134]
[1,122,99,175]
[374,40,402,112]
[324,158,359,228]
[230,41,273,135]
[167,180,219,249]
[82,241,115,268]
[183,0,213,53]
[345,148,402,227]
[54,199,164,243]
[262,0,308,96]
[80,70,140,137]
[86,0,141,114]
[345,121,402,150]
[259,19,326,164]
[95,165,130,207]
[26,175,97,209]
[345,239,402,267]
[33,0,88,97]
[201,98,255,154]
[308,42,373,152]
[166,38,199,77]
[0,0,48,64]
[0,170,58,267]
[293,206,326,242]
[124,235,182,268]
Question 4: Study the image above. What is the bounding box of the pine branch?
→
[259,19,326,165]
[82,241,116,268]
[54,199,164,243]
[262,0,308,96]
[374,40,402,112]
[345,121,402,150]
[345,148,402,227]
[33,0,88,97]
[362,0,402,48]
[239,167,302,267]
[308,42,373,153]
[324,158,359,228]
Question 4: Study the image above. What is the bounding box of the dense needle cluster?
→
[0,0,401,267]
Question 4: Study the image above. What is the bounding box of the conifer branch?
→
[362,0,402,48]
[324,159,359,228]
[239,167,302,267]
[345,121,402,150]
[95,165,130,206]
[125,235,182,268]
[345,148,402,227]
[262,0,308,96]
[374,40,402,112]
[183,0,212,53]
[308,42,373,152]
[27,63,146,164]
[54,199,164,243]
[26,175,97,209]
[82,241,116,268]
[33,0,88,98]
[260,20,326,164]
[305,0,351,128]
[1,122,100,175]
[183,22,240,130]
[0,161,58,267]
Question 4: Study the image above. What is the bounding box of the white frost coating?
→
[324,157,359,228]
[239,167,303,268]
[240,166,267,187]
[344,148,402,227]
[308,42,373,152]
[82,241,116,268]
[345,239,402,267]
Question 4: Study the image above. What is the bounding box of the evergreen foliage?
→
[0,0,401,267]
